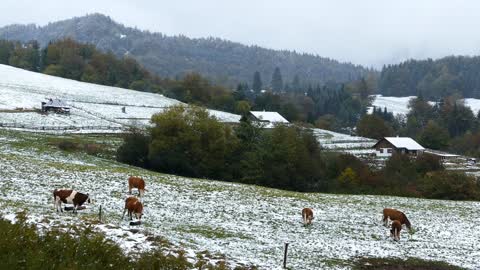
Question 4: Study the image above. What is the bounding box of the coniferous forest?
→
[379,56,480,99]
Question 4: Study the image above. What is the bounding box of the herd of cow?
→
[301,207,412,241]
[53,176,145,220]
[53,176,412,241]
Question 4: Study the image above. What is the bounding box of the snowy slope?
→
[0,64,240,132]
[370,95,480,116]
[1,130,479,269]
[313,128,377,156]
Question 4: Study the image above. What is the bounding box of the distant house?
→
[41,98,70,114]
[373,137,425,157]
[248,111,289,127]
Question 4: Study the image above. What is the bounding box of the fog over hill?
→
[0,13,371,87]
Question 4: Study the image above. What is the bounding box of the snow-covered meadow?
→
[1,130,479,269]
[370,94,480,116]
[313,128,377,156]
[0,64,240,132]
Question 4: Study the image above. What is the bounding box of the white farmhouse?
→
[373,137,425,157]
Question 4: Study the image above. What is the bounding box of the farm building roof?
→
[380,137,425,151]
[250,111,289,123]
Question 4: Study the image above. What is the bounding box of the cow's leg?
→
[383,215,388,227]
[122,208,127,220]
[58,199,63,213]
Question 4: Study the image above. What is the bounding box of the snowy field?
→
[0,64,240,132]
[313,128,377,156]
[370,95,480,116]
[1,130,479,269]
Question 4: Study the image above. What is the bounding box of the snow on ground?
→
[463,98,480,115]
[313,128,377,156]
[0,64,240,133]
[368,95,417,115]
[370,95,480,116]
[1,130,479,269]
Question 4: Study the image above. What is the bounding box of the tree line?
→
[117,105,480,200]
[379,56,480,99]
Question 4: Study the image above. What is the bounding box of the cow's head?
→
[86,193,92,204]
[135,201,143,220]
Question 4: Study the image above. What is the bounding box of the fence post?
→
[99,205,102,223]
[283,242,289,269]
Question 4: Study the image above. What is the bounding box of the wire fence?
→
[0,122,125,131]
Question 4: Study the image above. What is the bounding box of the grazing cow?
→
[128,176,146,197]
[302,208,314,225]
[390,220,402,241]
[53,189,91,213]
[122,196,143,221]
[383,208,412,231]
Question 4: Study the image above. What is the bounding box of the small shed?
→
[248,111,289,126]
[41,98,70,114]
[424,149,459,161]
[373,137,425,157]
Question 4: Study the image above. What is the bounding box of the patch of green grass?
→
[351,257,466,270]
[176,225,251,240]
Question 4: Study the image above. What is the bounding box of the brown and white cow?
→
[128,176,146,197]
[390,220,402,241]
[302,208,314,225]
[122,196,144,221]
[53,189,91,213]
[383,208,412,231]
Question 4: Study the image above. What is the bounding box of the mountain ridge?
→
[0,13,371,87]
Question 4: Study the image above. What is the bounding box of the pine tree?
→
[252,71,262,92]
[271,67,283,92]
[292,74,301,93]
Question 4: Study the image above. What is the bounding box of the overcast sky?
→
[2,0,480,68]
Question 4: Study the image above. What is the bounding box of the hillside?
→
[0,13,370,87]
[0,64,240,132]
[379,56,480,99]
[0,129,479,269]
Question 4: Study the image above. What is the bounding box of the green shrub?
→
[418,171,480,200]
[0,212,199,270]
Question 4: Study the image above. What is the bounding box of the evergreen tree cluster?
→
[379,56,480,99]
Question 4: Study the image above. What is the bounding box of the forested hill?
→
[379,56,480,99]
[0,13,370,87]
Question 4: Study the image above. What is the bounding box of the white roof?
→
[424,150,459,157]
[383,137,425,150]
[250,111,289,123]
